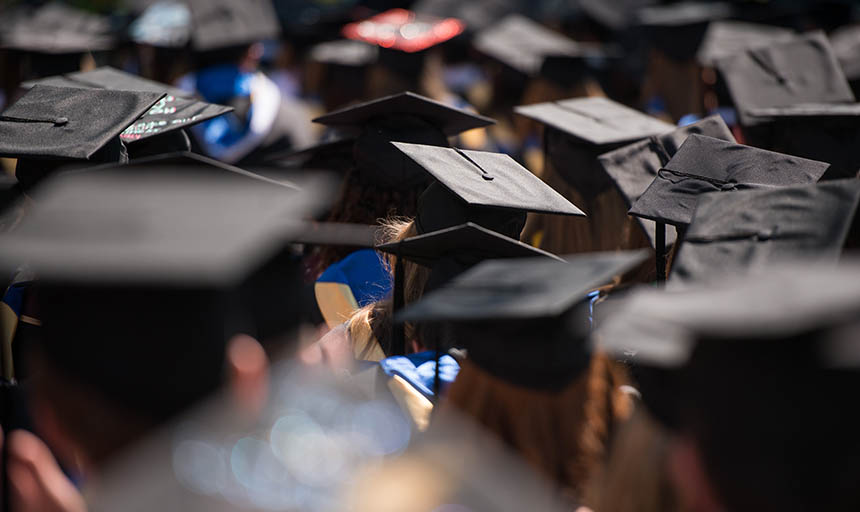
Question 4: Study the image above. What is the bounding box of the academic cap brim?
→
[313,91,495,137]
[396,250,649,323]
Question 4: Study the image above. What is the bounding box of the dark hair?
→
[309,168,424,277]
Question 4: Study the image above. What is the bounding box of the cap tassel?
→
[656,221,667,283]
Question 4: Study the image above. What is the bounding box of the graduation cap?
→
[395,250,648,389]
[313,92,495,190]
[633,1,733,61]
[715,31,855,128]
[0,85,165,189]
[830,23,860,82]
[314,91,494,137]
[578,0,658,32]
[21,67,233,146]
[473,14,614,79]
[597,262,860,423]
[411,0,521,34]
[671,179,860,284]
[598,115,735,249]
[378,222,563,357]
[393,141,584,238]
[308,39,378,67]
[342,8,465,54]
[515,96,674,198]
[0,2,115,54]
[743,102,860,180]
[128,0,193,48]
[0,169,332,422]
[696,21,796,68]
[186,0,281,52]
[628,134,830,229]
[261,136,356,172]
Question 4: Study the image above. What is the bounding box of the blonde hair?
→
[442,353,633,502]
[346,217,431,357]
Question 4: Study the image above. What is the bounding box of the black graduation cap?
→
[79,151,304,191]
[186,0,282,51]
[671,179,860,284]
[745,102,860,180]
[696,21,796,68]
[308,39,378,67]
[0,85,163,161]
[473,14,613,78]
[634,1,734,62]
[515,96,674,147]
[128,0,192,48]
[597,262,860,438]
[598,115,735,249]
[830,23,860,82]
[261,136,357,172]
[313,92,495,190]
[21,67,233,145]
[395,250,648,389]
[0,168,332,421]
[715,31,855,128]
[314,91,494,137]
[578,0,658,32]
[0,2,115,54]
[393,141,585,237]
[628,134,831,228]
[515,96,673,199]
[377,222,561,269]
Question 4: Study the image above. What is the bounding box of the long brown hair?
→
[346,218,432,357]
[442,353,633,502]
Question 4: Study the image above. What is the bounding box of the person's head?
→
[346,217,432,355]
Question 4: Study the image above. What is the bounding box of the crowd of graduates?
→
[1,0,860,511]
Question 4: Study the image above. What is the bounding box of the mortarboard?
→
[313,92,495,190]
[342,8,465,55]
[830,23,860,82]
[0,169,333,420]
[715,31,855,128]
[696,21,796,68]
[596,263,860,511]
[392,141,585,238]
[395,250,648,389]
[308,39,378,68]
[473,14,613,79]
[598,115,735,249]
[671,179,860,284]
[314,91,494,137]
[186,0,281,52]
[377,222,561,269]
[0,84,163,161]
[515,96,674,148]
[128,0,193,48]
[378,221,564,356]
[744,102,860,180]
[628,134,830,228]
[21,67,233,146]
[515,96,673,199]
[578,0,658,32]
[634,1,734,62]
[0,2,115,54]
[261,136,356,172]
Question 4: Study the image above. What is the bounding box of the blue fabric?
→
[192,65,255,152]
[678,113,702,127]
[380,351,461,398]
[2,280,28,316]
[317,249,392,307]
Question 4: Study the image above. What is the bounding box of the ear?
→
[226,334,269,415]
[667,435,725,512]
